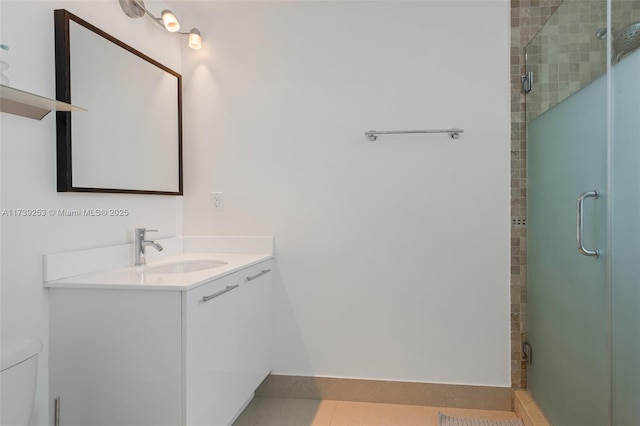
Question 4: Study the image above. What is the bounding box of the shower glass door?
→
[526,0,610,424]
[610,1,640,424]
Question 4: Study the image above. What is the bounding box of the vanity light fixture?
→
[188,29,202,50]
[160,9,180,32]
[119,0,202,49]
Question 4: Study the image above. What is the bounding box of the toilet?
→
[1,338,43,426]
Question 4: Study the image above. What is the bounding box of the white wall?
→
[0,2,182,424]
[181,1,511,386]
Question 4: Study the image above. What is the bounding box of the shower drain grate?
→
[512,217,527,227]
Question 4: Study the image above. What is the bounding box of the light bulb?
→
[188,28,202,50]
[161,10,180,32]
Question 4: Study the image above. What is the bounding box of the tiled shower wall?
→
[526,1,640,123]
[510,0,562,389]
[525,0,607,121]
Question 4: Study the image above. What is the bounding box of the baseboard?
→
[255,374,512,411]
[514,390,551,426]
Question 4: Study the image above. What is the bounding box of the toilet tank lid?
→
[1,338,43,372]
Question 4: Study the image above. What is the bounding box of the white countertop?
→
[44,253,273,291]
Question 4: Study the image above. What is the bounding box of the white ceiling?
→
[168,0,367,16]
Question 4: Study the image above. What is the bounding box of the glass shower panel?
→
[526,0,609,424]
[610,1,640,421]
[527,74,609,426]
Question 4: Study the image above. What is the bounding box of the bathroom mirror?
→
[54,9,183,195]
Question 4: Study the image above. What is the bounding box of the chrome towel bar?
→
[365,128,464,141]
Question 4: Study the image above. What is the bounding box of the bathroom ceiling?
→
[170,0,366,16]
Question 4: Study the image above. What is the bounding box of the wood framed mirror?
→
[54,9,183,195]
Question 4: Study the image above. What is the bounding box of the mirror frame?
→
[54,9,183,195]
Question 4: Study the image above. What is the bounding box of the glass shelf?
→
[0,84,85,120]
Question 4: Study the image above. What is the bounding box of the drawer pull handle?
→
[202,284,239,302]
[246,269,272,281]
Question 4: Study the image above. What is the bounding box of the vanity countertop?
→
[44,252,273,291]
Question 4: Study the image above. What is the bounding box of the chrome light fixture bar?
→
[119,0,202,49]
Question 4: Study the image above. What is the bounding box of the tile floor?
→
[233,397,521,426]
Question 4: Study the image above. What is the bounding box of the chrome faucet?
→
[134,228,164,266]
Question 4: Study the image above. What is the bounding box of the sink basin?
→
[145,259,227,274]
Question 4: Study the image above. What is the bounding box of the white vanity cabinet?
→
[184,264,273,425]
[49,260,273,426]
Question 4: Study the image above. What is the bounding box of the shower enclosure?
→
[526,0,640,424]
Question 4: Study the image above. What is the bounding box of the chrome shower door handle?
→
[576,190,599,258]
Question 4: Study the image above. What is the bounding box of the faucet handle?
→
[135,228,158,238]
